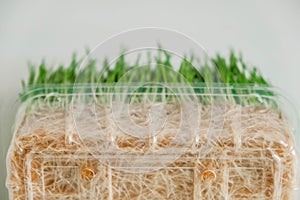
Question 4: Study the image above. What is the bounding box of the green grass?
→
[20,48,274,106]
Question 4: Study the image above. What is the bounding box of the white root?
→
[6,103,299,199]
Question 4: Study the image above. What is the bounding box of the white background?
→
[1,0,300,198]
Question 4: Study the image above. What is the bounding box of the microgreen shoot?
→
[20,48,274,107]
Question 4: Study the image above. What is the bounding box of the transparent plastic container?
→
[6,83,300,200]
[6,28,300,199]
